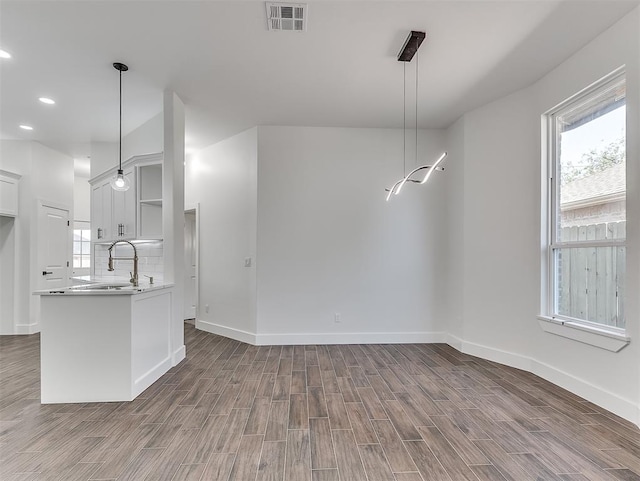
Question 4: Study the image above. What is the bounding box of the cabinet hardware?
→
[42,271,53,275]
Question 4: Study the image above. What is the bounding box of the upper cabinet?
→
[0,171,21,217]
[90,153,162,242]
[112,166,136,239]
[138,163,163,239]
[91,177,113,240]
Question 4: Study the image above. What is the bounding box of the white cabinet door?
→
[112,167,136,239]
[91,179,113,241]
[38,203,70,290]
[0,173,19,217]
[91,183,104,241]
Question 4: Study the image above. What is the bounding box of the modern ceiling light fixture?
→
[39,97,55,105]
[385,31,447,201]
[110,62,130,192]
[0,49,11,59]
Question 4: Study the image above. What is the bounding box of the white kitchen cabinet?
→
[91,166,136,242]
[112,166,135,239]
[138,163,163,239]
[92,166,133,242]
[91,177,113,241]
[90,153,162,243]
[37,284,175,403]
[0,171,21,217]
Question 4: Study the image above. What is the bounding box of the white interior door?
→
[39,203,70,290]
[184,210,197,319]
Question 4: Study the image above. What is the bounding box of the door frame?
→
[184,203,200,321]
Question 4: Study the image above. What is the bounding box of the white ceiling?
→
[1,1,638,163]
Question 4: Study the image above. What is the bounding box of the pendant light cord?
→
[119,68,122,170]
[403,62,406,177]
[415,53,418,168]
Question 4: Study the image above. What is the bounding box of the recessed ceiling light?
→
[0,49,11,59]
[39,97,55,105]
[19,125,33,131]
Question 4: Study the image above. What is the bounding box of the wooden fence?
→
[556,221,625,328]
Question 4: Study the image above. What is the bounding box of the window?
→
[73,229,91,268]
[545,70,626,332]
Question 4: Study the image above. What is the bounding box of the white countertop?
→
[34,278,174,296]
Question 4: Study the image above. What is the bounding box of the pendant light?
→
[110,62,130,192]
[385,31,447,201]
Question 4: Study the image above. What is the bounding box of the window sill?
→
[537,316,630,352]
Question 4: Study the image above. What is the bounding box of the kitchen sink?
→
[69,283,132,291]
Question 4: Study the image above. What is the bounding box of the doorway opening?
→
[184,205,198,322]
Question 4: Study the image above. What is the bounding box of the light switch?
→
[244,257,252,267]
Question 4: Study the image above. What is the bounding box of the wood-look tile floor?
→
[1,324,639,481]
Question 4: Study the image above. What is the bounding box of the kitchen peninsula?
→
[36,281,174,403]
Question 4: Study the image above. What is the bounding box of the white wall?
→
[74,175,91,222]
[0,141,33,334]
[162,92,186,365]
[0,140,74,333]
[443,117,465,341]
[123,112,163,162]
[90,142,118,179]
[89,113,163,180]
[255,126,448,344]
[0,216,16,334]
[460,88,540,359]
[186,128,258,341]
[446,8,640,424]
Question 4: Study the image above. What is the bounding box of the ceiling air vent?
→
[266,3,307,31]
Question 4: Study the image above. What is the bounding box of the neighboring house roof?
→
[561,163,625,209]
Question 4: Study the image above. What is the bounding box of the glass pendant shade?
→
[110,169,130,191]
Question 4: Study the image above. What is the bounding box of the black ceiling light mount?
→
[110,62,131,192]
[397,30,425,62]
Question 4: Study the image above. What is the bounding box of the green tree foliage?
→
[561,136,625,184]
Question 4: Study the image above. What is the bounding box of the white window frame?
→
[73,228,91,269]
[72,221,91,276]
[540,67,629,351]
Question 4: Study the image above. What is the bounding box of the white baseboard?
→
[14,323,39,335]
[531,358,638,425]
[447,334,532,371]
[447,335,638,427]
[132,356,172,398]
[172,345,186,366]
[196,320,257,344]
[195,320,447,346]
[256,331,448,345]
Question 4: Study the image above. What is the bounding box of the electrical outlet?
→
[205,304,210,313]
[334,312,341,323]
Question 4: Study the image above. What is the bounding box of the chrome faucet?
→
[107,240,139,287]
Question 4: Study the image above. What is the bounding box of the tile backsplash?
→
[94,240,164,281]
